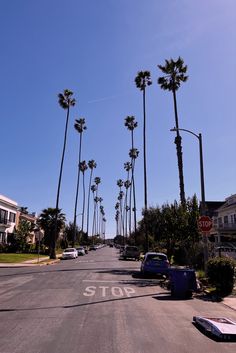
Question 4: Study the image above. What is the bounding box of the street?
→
[0,246,236,353]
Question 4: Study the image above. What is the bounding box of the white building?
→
[0,194,18,243]
[211,194,236,244]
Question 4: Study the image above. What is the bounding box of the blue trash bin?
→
[169,268,197,298]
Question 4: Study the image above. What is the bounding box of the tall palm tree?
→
[94,177,101,236]
[123,163,132,234]
[124,117,138,241]
[102,217,106,243]
[115,202,120,236]
[135,72,152,211]
[124,179,131,240]
[79,160,88,235]
[115,210,119,237]
[52,89,75,259]
[135,71,152,252]
[93,196,100,236]
[91,184,97,240]
[73,118,87,247]
[99,204,105,237]
[117,179,124,236]
[129,148,139,236]
[86,160,97,238]
[158,57,188,206]
[124,116,138,149]
[97,197,103,237]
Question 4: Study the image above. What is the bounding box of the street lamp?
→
[170,127,208,265]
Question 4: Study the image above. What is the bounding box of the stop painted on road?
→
[83,286,135,297]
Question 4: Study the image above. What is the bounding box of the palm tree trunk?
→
[132,158,137,237]
[143,89,148,211]
[142,89,149,252]
[129,175,132,237]
[52,106,70,259]
[172,88,186,206]
[81,172,86,234]
[72,133,83,247]
[92,193,96,243]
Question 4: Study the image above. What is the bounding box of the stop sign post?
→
[198,216,213,233]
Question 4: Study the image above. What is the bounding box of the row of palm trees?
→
[51,90,105,258]
[115,57,188,251]
[114,115,139,243]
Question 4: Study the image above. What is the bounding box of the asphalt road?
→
[0,246,236,353]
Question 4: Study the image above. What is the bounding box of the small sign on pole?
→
[198,216,213,233]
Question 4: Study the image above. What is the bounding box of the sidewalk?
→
[223,297,236,311]
[0,255,61,267]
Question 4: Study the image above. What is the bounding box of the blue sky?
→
[1,0,236,237]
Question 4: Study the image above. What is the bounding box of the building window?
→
[0,209,8,224]
[9,212,16,223]
[224,215,228,224]
[218,217,222,225]
[0,232,6,243]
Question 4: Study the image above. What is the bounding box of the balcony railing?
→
[216,223,236,231]
[0,218,12,227]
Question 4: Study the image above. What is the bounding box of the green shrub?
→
[0,243,8,253]
[207,257,236,296]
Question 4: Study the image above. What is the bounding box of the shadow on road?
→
[153,293,193,301]
[0,292,166,313]
[0,267,138,278]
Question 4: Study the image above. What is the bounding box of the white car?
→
[76,247,86,256]
[62,248,78,259]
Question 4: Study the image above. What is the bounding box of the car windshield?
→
[64,248,75,253]
[146,254,167,261]
[126,246,138,251]
[77,247,84,250]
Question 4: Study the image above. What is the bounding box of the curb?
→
[0,258,61,268]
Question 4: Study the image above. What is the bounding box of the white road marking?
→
[83,286,136,297]
[77,260,95,263]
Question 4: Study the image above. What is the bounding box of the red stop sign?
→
[198,216,213,232]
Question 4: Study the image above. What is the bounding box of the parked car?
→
[62,248,78,260]
[83,246,89,254]
[89,245,97,251]
[140,252,170,275]
[76,246,85,256]
[215,246,236,259]
[123,246,140,260]
[119,245,125,254]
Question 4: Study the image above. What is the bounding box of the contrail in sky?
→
[88,94,118,104]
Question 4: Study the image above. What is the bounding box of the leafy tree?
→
[53,89,75,259]
[14,219,35,252]
[158,57,188,206]
[73,118,87,247]
[137,196,201,265]
[37,208,66,253]
[64,222,80,245]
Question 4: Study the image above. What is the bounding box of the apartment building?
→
[0,194,18,243]
[211,194,236,244]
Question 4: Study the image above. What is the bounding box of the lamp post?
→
[170,127,208,266]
